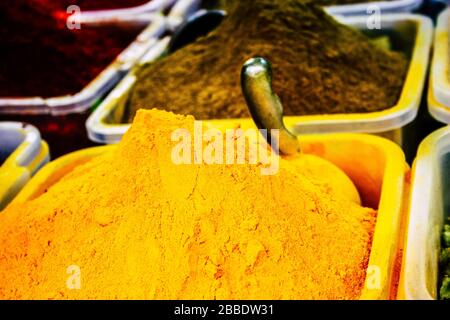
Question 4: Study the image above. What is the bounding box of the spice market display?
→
[0,0,448,303]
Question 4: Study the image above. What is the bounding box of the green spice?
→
[125,0,408,122]
[441,223,450,300]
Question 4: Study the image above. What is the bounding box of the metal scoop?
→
[241,57,301,156]
[241,57,364,204]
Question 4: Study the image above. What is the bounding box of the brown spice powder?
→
[125,0,408,122]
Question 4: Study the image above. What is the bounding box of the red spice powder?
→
[0,0,146,98]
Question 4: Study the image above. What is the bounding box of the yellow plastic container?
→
[428,8,450,124]
[398,126,450,300]
[0,123,49,210]
[86,14,432,146]
[11,133,408,300]
[428,81,449,124]
[326,0,422,16]
[11,146,113,204]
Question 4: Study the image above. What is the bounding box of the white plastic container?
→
[398,126,450,300]
[0,123,49,210]
[69,0,174,22]
[86,13,432,145]
[75,0,201,28]
[326,0,423,16]
[428,7,450,124]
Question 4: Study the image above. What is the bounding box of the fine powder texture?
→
[126,0,408,122]
[0,1,144,98]
[0,109,376,299]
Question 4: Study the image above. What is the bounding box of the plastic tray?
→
[86,36,172,143]
[0,123,49,210]
[428,7,450,124]
[0,15,168,116]
[398,126,450,300]
[326,0,423,16]
[73,0,174,21]
[12,133,408,299]
[74,0,199,26]
[86,13,432,145]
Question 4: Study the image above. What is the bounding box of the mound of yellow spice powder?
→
[0,109,376,300]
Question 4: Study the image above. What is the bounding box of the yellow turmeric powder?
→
[0,109,376,300]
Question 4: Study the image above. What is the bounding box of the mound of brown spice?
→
[125,0,408,122]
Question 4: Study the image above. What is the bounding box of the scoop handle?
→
[241,57,301,156]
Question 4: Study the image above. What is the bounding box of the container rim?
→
[326,0,423,16]
[0,122,50,210]
[429,7,450,123]
[73,0,176,21]
[428,80,450,125]
[11,145,112,205]
[0,122,43,169]
[399,126,450,300]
